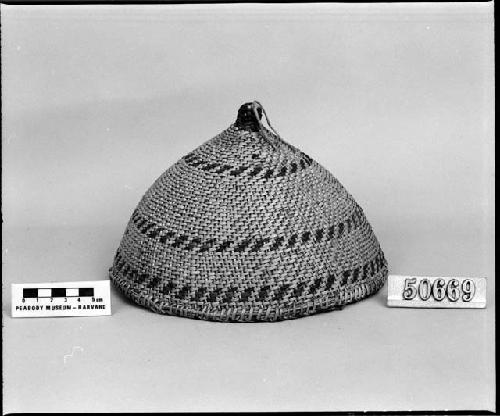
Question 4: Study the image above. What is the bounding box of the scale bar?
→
[12,280,111,318]
[79,288,94,297]
[52,288,66,297]
[23,288,95,299]
[23,288,38,298]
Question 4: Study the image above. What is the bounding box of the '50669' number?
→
[402,278,475,302]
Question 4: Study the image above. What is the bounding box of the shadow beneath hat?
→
[375,283,389,308]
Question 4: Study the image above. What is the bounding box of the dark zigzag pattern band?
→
[112,248,387,304]
[182,151,314,180]
[130,204,367,253]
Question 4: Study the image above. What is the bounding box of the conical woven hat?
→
[110,101,388,322]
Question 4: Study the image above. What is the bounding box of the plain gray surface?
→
[2,3,495,413]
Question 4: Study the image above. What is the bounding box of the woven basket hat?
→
[110,101,388,322]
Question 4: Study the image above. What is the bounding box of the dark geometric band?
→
[130,204,367,254]
[111,247,387,306]
[182,151,314,180]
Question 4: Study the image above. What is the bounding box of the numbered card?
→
[387,275,486,308]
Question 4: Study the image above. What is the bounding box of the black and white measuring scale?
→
[11,280,111,317]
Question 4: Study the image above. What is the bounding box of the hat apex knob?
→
[235,101,263,132]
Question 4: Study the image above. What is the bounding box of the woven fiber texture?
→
[109,101,388,322]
